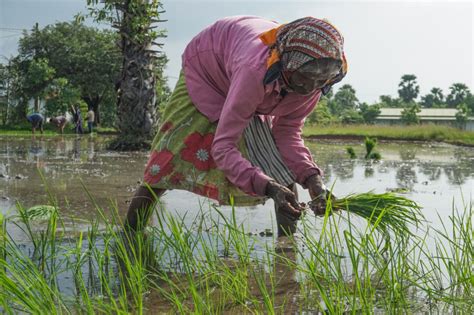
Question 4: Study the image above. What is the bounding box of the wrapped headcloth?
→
[259,17,348,95]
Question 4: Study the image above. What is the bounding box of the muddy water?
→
[0,135,473,240]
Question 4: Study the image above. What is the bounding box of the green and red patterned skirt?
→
[143,71,294,207]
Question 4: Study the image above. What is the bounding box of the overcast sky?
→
[1,0,472,103]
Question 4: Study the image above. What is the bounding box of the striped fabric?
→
[243,116,295,187]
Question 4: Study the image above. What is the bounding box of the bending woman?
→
[125,16,347,236]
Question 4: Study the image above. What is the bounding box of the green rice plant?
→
[364,137,382,159]
[295,203,428,313]
[420,204,473,312]
[330,192,424,237]
[346,146,357,159]
[369,152,382,160]
[1,176,472,314]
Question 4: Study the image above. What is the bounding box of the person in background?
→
[49,115,68,134]
[125,16,347,236]
[86,108,95,134]
[26,113,44,135]
[71,105,83,134]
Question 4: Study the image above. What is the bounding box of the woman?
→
[71,105,84,134]
[26,113,44,135]
[125,16,347,236]
[49,115,68,134]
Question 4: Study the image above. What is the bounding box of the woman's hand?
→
[305,174,328,215]
[265,181,303,219]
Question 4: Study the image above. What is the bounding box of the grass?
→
[0,182,472,314]
[0,124,117,136]
[303,124,474,146]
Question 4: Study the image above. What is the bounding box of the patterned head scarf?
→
[259,17,348,95]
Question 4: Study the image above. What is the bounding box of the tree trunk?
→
[34,97,40,113]
[83,96,101,125]
[109,0,157,151]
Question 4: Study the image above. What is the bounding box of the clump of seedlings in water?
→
[364,137,381,160]
[346,146,357,159]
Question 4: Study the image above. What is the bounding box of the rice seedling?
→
[0,177,471,314]
[346,146,357,159]
[310,191,425,237]
[364,137,382,160]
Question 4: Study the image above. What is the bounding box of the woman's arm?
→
[271,92,322,186]
[211,67,272,196]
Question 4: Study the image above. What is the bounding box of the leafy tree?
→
[87,0,167,150]
[0,57,30,124]
[446,83,471,108]
[398,74,419,103]
[420,87,444,108]
[98,90,118,128]
[44,78,82,117]
[306,97,337,125]
[401,103,421,125]
[340,109,363,124]
[379,95,401,108]
[18,21,121,124]
[0,63,12,125]
[333,84,359,112]
[22,58,55,112]
[359,103,381,124]
[455,103,471,128]
[465,94,474,115]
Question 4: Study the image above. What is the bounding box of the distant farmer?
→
[26,113,44,135]
[49,115,68,134]
[125,16,347,236]
[86,108,95,133]
[71,105,83,134]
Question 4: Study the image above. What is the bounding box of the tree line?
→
[307,74,473,126]
[0,0,169,151]
[1,13,472,137]
[0,20,169,129]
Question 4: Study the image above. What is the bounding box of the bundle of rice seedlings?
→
[364,137,382,160]
[17,205,58,221]
[327,192,423,237]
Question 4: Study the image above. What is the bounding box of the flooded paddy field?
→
[1,135,472,236]
[0,135,472,313]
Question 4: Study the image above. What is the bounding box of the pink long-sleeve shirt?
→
[182,16,322,197]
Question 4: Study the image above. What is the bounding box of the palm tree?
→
[87,0,167,150]
[431,87,444,105]
[446,83,471,108]
[398,74,420,104]
[421,87,444,108]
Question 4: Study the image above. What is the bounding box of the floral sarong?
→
[144,71,293,207]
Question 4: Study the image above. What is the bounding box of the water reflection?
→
[419,163,442,181]
[331,160,356,180]
[396,164,418,191]
[364,164,375,178]
[399,147,417,161]
[0,137,473,239]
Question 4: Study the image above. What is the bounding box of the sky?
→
[0,0,473,103]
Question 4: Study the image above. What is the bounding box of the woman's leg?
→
[275,183,299,237]
[124,186,166,232]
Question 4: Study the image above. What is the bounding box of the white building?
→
[375,108,474,131]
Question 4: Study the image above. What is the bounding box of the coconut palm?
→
[87,0,167,150]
